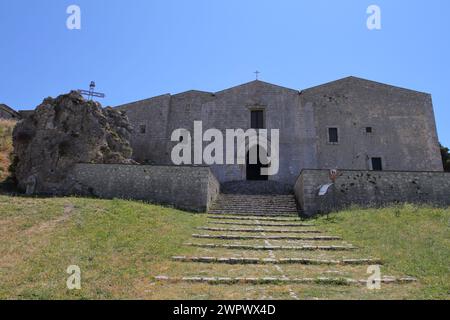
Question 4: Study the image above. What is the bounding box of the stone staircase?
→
[153,213,417,298]
[220,181,293,195]
[209,181,298,216]
[209,194,299,216]
[151,181,417,299]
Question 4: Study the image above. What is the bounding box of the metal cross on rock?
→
[78,81,105,101]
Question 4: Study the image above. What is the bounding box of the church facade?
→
[115,76,443,188]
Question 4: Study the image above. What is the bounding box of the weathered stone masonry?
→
[295,170,450,216]
[116,77,443,186]
[72,164,220,212]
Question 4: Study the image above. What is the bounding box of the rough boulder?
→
[13,91,135,194]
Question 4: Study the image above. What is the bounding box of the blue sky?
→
[0,0,449,145]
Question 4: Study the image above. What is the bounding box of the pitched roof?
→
[0,104,20,117]
[115,76,429,107]
[215,80,299,95]
[301,76,429,95]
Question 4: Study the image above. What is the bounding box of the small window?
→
[328,128,338,143]
[371,157,383,171]
[179,136,184,142]
[139,125,146,134]
[251,110,264,129]
[366,127,372,133]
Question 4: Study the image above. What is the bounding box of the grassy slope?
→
[0,196,206,299]
[0,120,15,182]
[0,196,448,299]
[315,205,450,299]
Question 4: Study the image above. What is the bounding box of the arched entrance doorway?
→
[246,145,268,181]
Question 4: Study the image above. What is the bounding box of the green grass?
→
[0,196,206,299]
[315,204,450,299]
[0,196,448,299]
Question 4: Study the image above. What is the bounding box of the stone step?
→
[220,181,294,195]
[211,201,297,205]
[210,208,298,211]
[215,199,295,202]
[212,205,297,208]
[211,205,297,208]
[184,243,357,251]
[213,200,297,204]
[209,215,301,221]
[221,209,297,212]
[209,212,298,215]
[215,196,295,199]
[214,201,296,204]
[209,210,299,215]
[210,207,298,211]
[210,193,299,216]
[172,256,383,265]
[216,201,297,206]
[154,275,417,285]
[213,221,315,227]
[214,197,296,200]
[197,227,322,234]
[192,234,341,241]
[216,198,297,206]
[215,194,295,199]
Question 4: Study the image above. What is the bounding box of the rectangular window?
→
[366,127,372,133]
[328,127,338,143]
[371,157,383,171]
[139,124,146,134]
[251,110,264,129]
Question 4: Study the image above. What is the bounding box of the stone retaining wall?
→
[295,169,450,216]
[72,164,220,212]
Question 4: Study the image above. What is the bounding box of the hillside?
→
[0,196,448,300]
[0,120,15,182]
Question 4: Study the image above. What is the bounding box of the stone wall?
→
[72,164,220,212]
[301,77,443,172]
[295,169,450,216]
[207,169,221,209]
[116,94,172,164]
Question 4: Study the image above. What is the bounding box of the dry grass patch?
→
[0,119,15,182]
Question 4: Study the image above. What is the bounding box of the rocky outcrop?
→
[12,91,136,195]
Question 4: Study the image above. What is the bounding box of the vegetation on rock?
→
[0,119,16,182]
[440,143,450,172]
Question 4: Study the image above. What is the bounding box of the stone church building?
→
[6,75,448,215]
[115,76,443,189]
